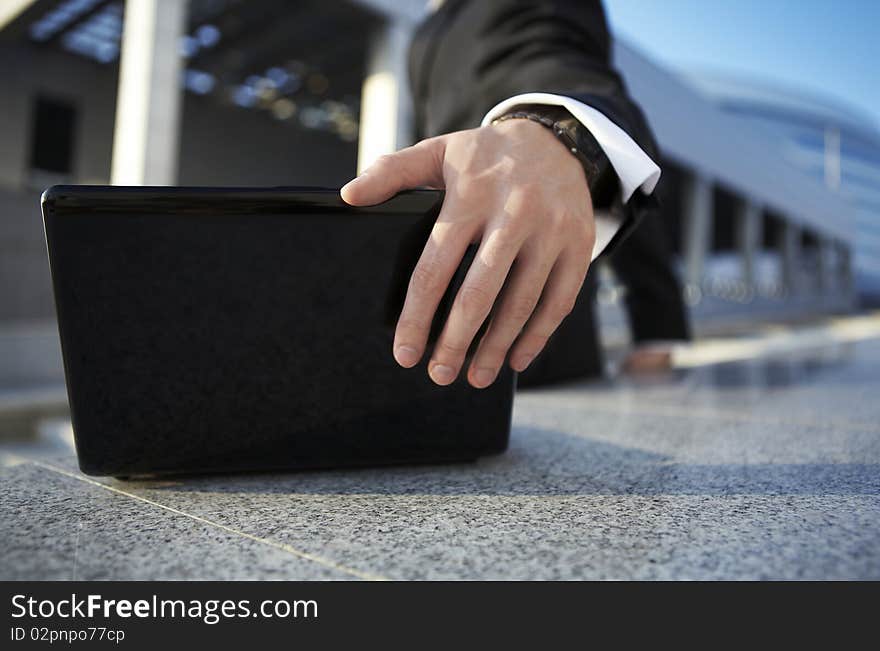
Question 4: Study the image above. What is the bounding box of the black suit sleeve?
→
[456,0,658,161]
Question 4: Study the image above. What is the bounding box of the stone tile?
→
[46,405,878,580]
[2,334,879,580]
[104,487,879,579]
[551,338,880,433]
[0,463,360,580]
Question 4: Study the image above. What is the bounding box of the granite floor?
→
[2,317,879,580]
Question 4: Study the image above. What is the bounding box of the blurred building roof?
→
[614,41,854,241]
[686,72,880,144]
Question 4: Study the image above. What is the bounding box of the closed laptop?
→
[42,186,514,477]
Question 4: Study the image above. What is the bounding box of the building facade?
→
[689,75,880,305]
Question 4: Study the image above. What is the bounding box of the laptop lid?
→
[42,186,514,477]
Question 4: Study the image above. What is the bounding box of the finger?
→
[393,203,478,368]
[428,226,522,385]
[509,249,590,373]
[466,250,556,388]
[340,137,446,206]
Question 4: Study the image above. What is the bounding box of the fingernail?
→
[394,345,420,367]
[429,363,456,385]
[471,367,496,388]
[511,354,534,372]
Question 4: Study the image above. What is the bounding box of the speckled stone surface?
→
[2,337,879,580]
[0,463,352,580]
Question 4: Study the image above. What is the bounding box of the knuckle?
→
[579,221,597,253]
[508,215,541,240]
[409,262,442,297]
[550,294,578,321]
[529,330,552,345]
[375,153,398,170]
[452,174,477,197]
[396,316,430,334]
[529,330,553,350]
[506,185,543,214]
[372,155,395,176]
[585,221,596,251]
[414,137,439,156]
[436,339,469,357]
[481,341,511,364]
[576,258,592,282]
[548,211,574,238]
[514,334,547,359]
[486,224,522,253]
[457,284,494,320]
[506,293,539,323]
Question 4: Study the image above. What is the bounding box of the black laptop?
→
[42,186,514,477]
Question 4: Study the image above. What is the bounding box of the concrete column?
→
[682,173,713,297]
[781,221,802,296]
[356,18,413,173]
[111,0,187,185]
[837,241,854,294]
[735,198,762,290]
[816,236,833,293]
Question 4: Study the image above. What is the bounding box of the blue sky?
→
[604,0,880,129]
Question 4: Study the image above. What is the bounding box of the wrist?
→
[491,105,617,209]
[490,118,588,192]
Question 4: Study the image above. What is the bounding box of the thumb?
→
[341,137,446,206]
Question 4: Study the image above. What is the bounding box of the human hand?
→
[341,119,596,388]
[622,344,674,375]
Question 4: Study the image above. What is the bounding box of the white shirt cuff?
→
[481,92,662,202]
[482,93,661,260]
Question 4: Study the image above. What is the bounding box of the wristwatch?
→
[490,104,617,210]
